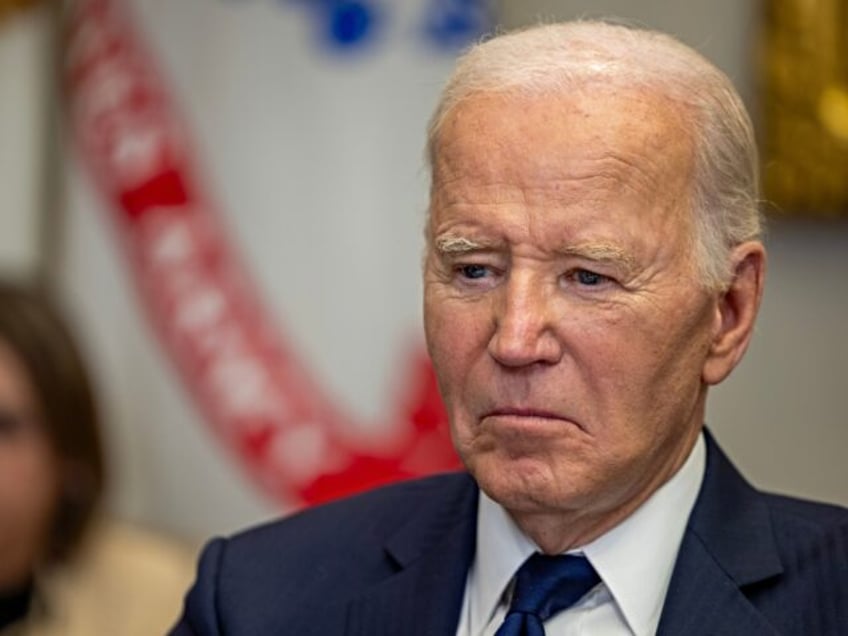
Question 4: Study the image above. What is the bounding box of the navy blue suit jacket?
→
[172,434,848,634]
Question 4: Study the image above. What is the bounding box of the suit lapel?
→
[658,431,783,635]
[345,473,479,636]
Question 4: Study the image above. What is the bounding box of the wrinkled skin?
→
[423,89,765,552]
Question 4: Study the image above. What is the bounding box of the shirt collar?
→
[582,433,706,635]
[470,432,706,636]
[469,487,537,632]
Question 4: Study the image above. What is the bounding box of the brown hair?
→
[0,278,106,563]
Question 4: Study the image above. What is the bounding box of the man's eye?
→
[458,264,489,280]
[573,269,609,286]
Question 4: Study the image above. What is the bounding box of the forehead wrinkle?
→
[432,175,530,210]
[435,153,672,211]
[542,152,670,204]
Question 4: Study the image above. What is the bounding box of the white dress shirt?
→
[455,433,706,636]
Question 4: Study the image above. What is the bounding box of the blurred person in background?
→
[0,278,194,636]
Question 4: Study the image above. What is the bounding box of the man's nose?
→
[487,273,563,368]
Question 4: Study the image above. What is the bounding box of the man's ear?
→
[702,241,766,386]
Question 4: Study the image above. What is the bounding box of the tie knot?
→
[509,553,600,622]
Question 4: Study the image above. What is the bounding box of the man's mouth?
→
[478,406,588,436]
[483,407,566,420]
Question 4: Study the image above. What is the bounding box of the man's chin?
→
[470,456,577,514]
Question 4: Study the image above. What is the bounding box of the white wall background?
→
[0,0,844,546]
[0,6,49,277]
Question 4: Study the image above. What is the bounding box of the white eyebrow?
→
[559,243,638,274]
[434,235,489,254]
[561,243,632,262]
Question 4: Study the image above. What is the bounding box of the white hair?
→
[426,21,763,289]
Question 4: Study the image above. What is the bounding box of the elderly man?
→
[172,21,848,636]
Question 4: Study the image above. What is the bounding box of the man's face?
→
[424,89,721,525]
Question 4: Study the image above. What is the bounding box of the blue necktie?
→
[494,553,600,636]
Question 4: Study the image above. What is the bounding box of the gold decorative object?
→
[762,0,848,216]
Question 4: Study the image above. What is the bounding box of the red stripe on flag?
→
[65,0,459,508]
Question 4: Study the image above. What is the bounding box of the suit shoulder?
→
[193,472,474,632]
[762,491,848,534]
[760,491,848,578]
[178,473,476,633]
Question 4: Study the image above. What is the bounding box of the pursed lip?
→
[482,407,568,421]
[480,407,586,433]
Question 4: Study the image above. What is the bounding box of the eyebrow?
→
[433,235,500,254]
[559,243,638,273]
